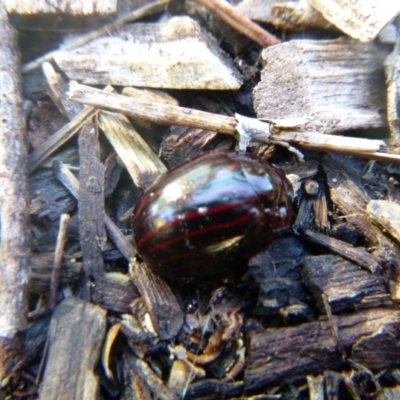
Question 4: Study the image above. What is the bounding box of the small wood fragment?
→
[21,0,170,73]
[254,38,389,134]
[307,0,400,42]
[39,297,107,400]
[129,259,184,341]
[78,123,106,279]
[245,308,400,392]
[98,111,167,189]
[197,0,280,47]
[271,1,333,31]
[367,200,400,244]
[90,272,139,313]
[301,229,381,274]
[42,62,84,119]
[302,254,390,313]
[0,7,30,380]
[4,0,117,15]
[55,17,243,89]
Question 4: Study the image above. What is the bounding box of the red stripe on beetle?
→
[146,211,257,254]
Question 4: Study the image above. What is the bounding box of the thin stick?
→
[197,0,280,47]
[49,214,71,309]
[21,0,170,73]
[68,83,400,164]
[69,82,237,134]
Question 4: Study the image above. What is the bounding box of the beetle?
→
[132,151,293,278]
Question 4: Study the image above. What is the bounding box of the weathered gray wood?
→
[4,0,117,15]
[91,272,140,313]
[307,0,400,42]
[0,7,30,380]
[254,38,389,135]
[39,297,107,400]
[55,17,243,89]
[302,254,391,313]
[130,260,184,341]
[245,308,400,393]
[78,123,106,278]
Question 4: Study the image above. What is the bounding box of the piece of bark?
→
[29,253,83,294]
[0,8,30,380]
[78,123,106,278]
[103,152,122,198]
[98,111,167,190]
[367,200,400,244]
[4,0,117,15]
[39,297,107,400]
[129,260,184,341]
[245,308,400,393]
[307,0,400,42]
[90,272,140,313]
[302,254,391,313]
[197,0,280,47]
[253,38,388,134]
[301,229,381,274]
[54,17,243,89]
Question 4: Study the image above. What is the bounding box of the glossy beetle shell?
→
[132,152,293,278]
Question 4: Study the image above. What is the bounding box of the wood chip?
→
[254,38,389,134]
[39,297,107,400]
[367,200,400,244]
[302,254,391,313]
[55,17,243,89]
[129,259,184,341]
[245,308,400,392]
[307,0,400,42]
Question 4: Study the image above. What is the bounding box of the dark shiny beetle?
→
[132,152,293,278]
